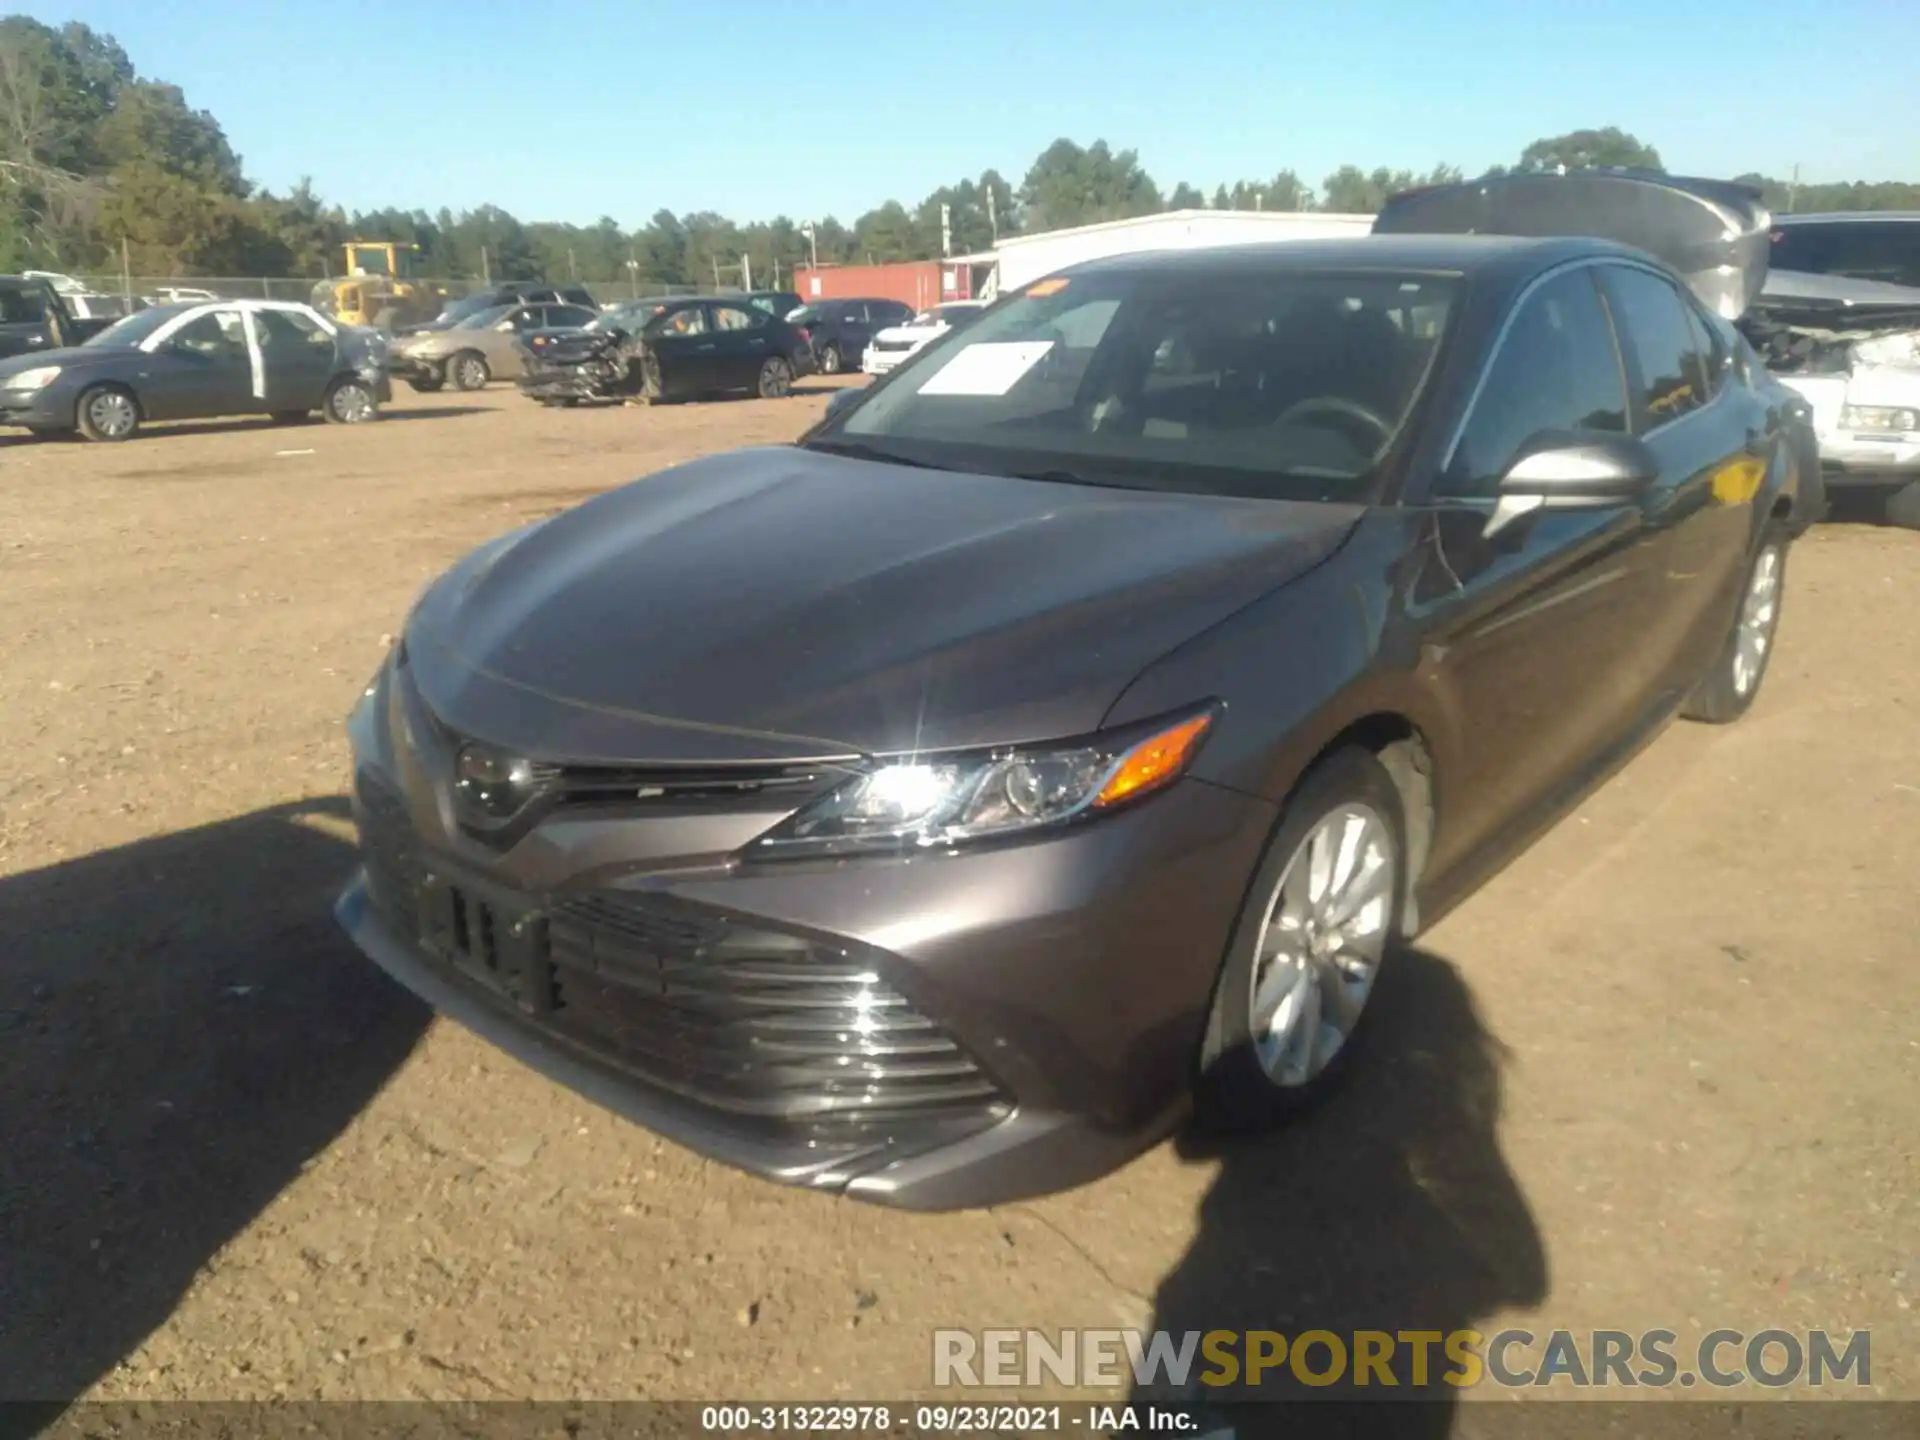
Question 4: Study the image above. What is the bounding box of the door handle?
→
[695,343,715,351]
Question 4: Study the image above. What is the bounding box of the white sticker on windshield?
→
[917,341,1054,396]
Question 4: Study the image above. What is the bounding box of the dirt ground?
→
[2,383,1915,1414]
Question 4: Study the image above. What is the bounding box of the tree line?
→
[4,17,1917,287]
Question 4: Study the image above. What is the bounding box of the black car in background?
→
[787,296,914,374]
[0,298,389,440]
[519,296,811,405]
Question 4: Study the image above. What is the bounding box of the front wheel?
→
[757,356,793,399]
[446,351,489,391]
[407,372,445,394]
[1193,747,1406,1133]
[818,343,843,375]
[1683,528,1788,724]
[324,377,379,425]
[75,384,141,442]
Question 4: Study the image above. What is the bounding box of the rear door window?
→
[1598,266,1713,431]
[1443,266,1629,497]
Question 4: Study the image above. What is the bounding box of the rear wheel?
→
[1683,528,1788,724]
[75,384,140,442]
[757,357,793,398]
[818,342,843,375]
[407,371,445,394]
[447,351,489,391]
[1194,748,1405,1132]
[324,377,378,425]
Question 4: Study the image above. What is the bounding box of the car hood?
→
[873,322,943,344]
[405,447,1361,764]
[0,344,134,378]
[1375,169,1772,319]
[1750,269,1920,339]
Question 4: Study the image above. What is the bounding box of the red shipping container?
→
[794,261,958,312]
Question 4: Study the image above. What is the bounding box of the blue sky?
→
[30,0,1920,226]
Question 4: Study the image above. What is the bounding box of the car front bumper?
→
[1818,432,1920,486]
[863,347,913,375]
[335,672,1276,1209]
[0,385,72,426]
[387,353,446,384]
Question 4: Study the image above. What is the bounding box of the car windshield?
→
[453,304,515,330]
[787,305,818,326]
[83,306,191,347]
[819,267,1459,501]
[436,294,500,326]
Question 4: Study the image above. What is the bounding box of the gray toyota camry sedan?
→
[339,173,1816,1209]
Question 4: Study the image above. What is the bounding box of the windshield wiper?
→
[803,438,946,470]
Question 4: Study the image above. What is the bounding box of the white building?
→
[982,209,1376,297]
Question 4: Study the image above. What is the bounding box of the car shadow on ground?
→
[0,797,430,1412]
[0,407,495,448]
[1137,944,1547,1439]
[1825,489,1920,529]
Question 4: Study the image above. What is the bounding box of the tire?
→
[407,372,445,394]
[637,351,664,405]
[819,342,843,375]
[1682,527,1788,724]
[756,356,794,399]
[75,384,141,442]
[446,351,489,391]
[270,410,310,425]
[1193,747,1407,1134]
[324,377,379,425]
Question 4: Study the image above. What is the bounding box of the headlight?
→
[746,708,1216,859]
[4,365,62,391]
[1840,405,1919,432]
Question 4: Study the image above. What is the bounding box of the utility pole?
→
[567,247,577,280]
[741,252,753,290]
[1787,162,1801,214]
[712,255,722,289]
[480,246,491,285]
[801,221,818,271]
[986,189,998,243]
[940,202,952,258]
[626,247,639,298]
[120,235,131,304]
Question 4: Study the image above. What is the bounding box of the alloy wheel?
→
[329,382,375,423]
[1731,544,1782,697]
[1248,803,1396,1088]
[759,358,792,398]
[87,390,138,439]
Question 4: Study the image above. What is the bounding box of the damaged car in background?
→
[518,296,811,406]
[1742,254,1920,528]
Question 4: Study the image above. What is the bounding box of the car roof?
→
[1060,233,1639,282]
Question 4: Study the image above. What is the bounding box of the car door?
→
[490,305,547,376]
[1594,262,1764,701]
[1407,263,1662,882]
[709,302,773,389]
[249,306,338,412]
[644,304,717,396]
[0,284,60,360]
[139,308,259,420]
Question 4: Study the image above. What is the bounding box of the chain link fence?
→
[66,275,724,310]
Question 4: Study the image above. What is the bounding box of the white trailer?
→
[985,209,1376,297]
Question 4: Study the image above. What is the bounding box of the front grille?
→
[545,893,1006,1128]
[351,774,1006,1138]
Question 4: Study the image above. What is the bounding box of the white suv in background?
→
[862,300,988,376]
[1764,213,1920,526]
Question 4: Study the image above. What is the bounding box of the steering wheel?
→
[1271,395,1393,449]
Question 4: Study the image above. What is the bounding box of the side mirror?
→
[1486,432,1656,539]
[825,387,862,421]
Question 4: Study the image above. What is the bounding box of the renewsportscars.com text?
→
[932,1327,1872,1391]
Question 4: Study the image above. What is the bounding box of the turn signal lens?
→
[1093,712,1215,808]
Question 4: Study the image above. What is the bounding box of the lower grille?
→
[545,893,1006,1128]
[351,774,1006,1138]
